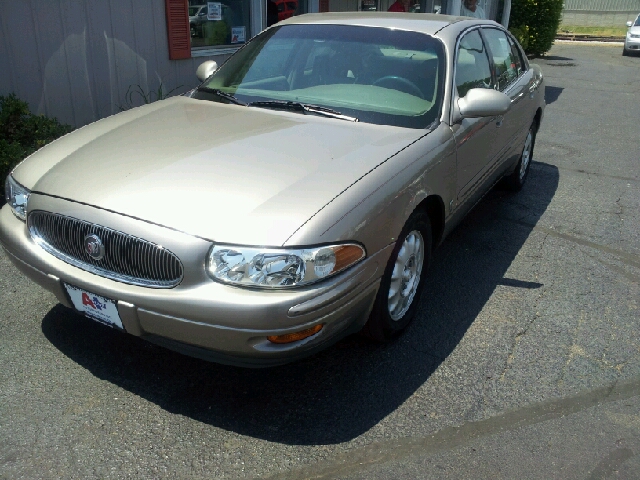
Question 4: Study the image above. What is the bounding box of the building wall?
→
[0,0,232,128]
[561,0,640,26]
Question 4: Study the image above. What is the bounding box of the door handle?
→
[529,80,540,98]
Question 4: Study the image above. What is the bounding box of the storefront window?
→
[361,0,378,11]
[457,0,505,23]
[266,0,307,27]
[189,0,251,48]
[422,0,508,24]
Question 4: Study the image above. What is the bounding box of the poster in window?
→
[231,26,246,44]
[208,2,222,20]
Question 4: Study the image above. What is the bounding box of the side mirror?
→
[196,60,218,82]
[458,88,511,118]
[627,21,633,27]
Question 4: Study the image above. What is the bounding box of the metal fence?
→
[562,0,640,26]
[563,0,639,11]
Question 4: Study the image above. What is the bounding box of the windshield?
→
[194,24,445,128]
[635,15,640,26]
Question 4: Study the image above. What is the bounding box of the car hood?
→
[14,97,423,246]
[629,25,640,35]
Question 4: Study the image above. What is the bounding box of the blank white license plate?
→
[64,284,123,329]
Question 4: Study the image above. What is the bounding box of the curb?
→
[555,34,625,42]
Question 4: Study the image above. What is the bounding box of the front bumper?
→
[0,196,387,367]
[625,35,640,51]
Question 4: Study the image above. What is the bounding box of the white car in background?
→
[189,5,207,37]
[623,14,640,55]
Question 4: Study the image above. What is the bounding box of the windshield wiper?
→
[198,87,247,106]
[248,101,358,122]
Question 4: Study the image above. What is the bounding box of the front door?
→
[452,28,501,201]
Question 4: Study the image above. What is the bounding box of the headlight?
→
[4,175,31,221]
[207,243,366,288]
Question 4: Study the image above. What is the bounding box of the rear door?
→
[481,27,535,168]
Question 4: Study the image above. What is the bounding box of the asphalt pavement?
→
[1,42,639,479]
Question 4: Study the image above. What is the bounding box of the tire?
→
[622,48,628,56]
[503,121,537,192]
[362,211,432,342]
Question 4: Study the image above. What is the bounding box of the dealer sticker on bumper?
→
[64,284,123,329]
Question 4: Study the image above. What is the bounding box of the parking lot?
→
[1,42,639,478]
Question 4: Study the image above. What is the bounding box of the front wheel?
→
[362,211,432,342]
[503,121,536,191]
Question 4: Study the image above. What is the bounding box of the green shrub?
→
[1,94,73,197]
[509,24,530,51]
[204,21,230,46]
[509,0,564,56]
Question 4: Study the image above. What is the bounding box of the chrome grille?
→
[28,211,183,288]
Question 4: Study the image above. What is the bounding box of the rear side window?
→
[455,29,493,98]
[482,28,520,91]
[507,35,526,75]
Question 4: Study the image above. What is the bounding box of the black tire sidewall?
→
[506,121,537,191]
[520,123,537,185]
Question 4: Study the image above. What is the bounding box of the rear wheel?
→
[362,211,432,342]
[503,121,536,191]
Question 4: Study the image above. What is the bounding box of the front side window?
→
[482,28,520,91]
[194,24,446,128]
[189,0,251,49]
[455,29,493,98]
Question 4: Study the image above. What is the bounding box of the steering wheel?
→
[372,76,424,99]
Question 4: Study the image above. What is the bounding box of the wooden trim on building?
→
[165,0,191,59]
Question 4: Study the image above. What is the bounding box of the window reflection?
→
[189,0,251,48]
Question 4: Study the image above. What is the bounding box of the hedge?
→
[1,94,73,201]
[509,0,564,56]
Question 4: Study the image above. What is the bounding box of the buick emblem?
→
[84,234,105,260]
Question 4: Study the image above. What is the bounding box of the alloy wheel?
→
[388,230,424,321]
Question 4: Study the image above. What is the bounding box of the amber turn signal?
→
[332,244,365,273]
[267,324,323,344]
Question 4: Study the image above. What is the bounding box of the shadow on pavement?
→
[42,162,559,446]
[545,86,564,105]
[540,55,573,61]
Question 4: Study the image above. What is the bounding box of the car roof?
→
[278,12,478,36]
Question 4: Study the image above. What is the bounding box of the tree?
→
[509,0,564,56]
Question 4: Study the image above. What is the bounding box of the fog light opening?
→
[267,324,323,344]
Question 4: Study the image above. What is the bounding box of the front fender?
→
[284,123,457,260]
